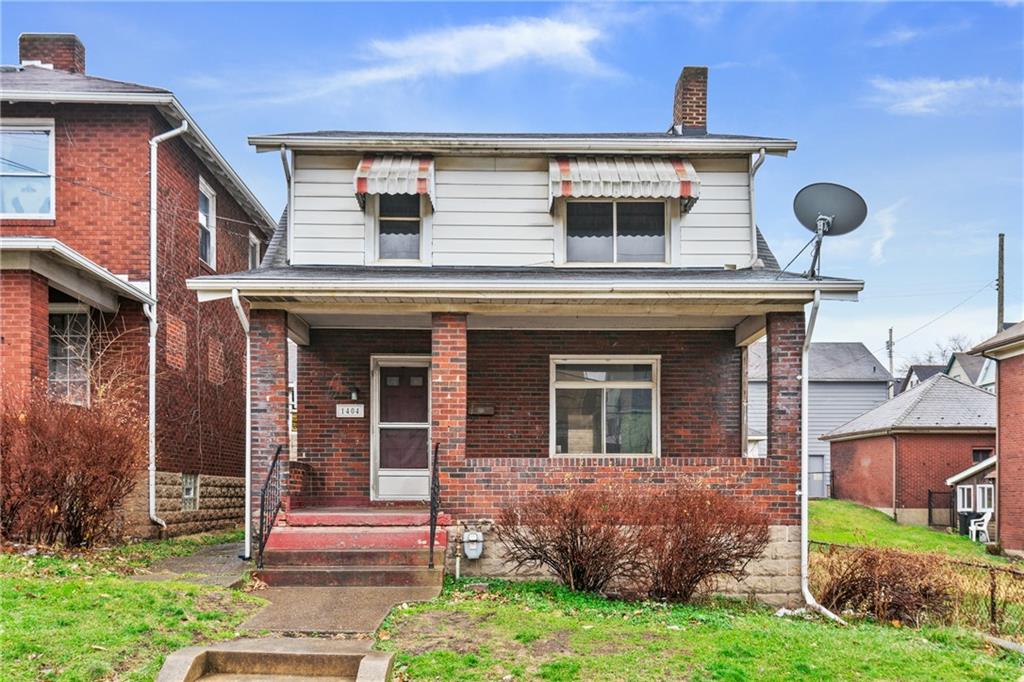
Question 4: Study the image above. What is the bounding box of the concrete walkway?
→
[132,542,248,588]
[243,585,440,633]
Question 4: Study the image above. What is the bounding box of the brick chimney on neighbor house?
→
[19,33,85,73]
[672,66,708,133]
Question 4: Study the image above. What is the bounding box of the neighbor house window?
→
[377,194,421,260]
[566,200,667,264]
[1,119,55,218]
[248,232,260,269]
[48,308,90,405]
[976,484,994,513]
[198,178,216,267]
[181,473,199,511]
[972,448,993,463]
[957,485,973,512]
[551,356,659,456]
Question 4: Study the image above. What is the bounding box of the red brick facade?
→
[285,312,804,526]
[0,270,49,398]
[998,354,1024,551]
[831,432,995,517]
[249,310,290,524]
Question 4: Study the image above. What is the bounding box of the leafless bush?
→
[815,546,954,626]
[1,387,146,546]
[635,485,770,602]
[495,487,645,593]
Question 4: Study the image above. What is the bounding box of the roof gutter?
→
[821,426,997,443]
[248,134,797,156]
[2,89,276,237]
[744,147,767,269]
[801,289,846,625]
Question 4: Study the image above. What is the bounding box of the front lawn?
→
[0,530,263,681]
[377,579,1023,681]
[810,499,1006,564]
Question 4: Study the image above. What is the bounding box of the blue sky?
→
[3,2,1022,368]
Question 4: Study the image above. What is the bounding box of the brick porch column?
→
[431,313,467,469]
[766,311,805,527]
[0,271,49,403]
[249,309,289,553]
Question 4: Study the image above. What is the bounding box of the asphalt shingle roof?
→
[0,64,168,94]
[821,374,995,440]
[748,342,891,382]
[948,352,987,384]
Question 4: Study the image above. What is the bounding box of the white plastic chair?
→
[969,511,993,543]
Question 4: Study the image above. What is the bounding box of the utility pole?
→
[886,327,895,398]
[997,232,1005,333]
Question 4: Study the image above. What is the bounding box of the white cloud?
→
[868,76,1023,115]
[201,17,609,106]
[869,199,903,264]
[867,20,970,48]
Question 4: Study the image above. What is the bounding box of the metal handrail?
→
[256,445,285,569]
[428,441,441,569]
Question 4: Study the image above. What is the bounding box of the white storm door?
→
[371,357,431,500]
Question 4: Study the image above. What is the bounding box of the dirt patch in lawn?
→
[530,629,571,657]
[388,611,500,656]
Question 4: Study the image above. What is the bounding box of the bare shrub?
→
[635,485,770,602]
[1,388,146,547]
[815,546,953,625]
[495,487,645,593]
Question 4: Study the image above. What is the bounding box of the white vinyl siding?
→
[749,381,890,474]
[289,153,755,268]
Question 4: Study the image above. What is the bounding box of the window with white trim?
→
[248,232,261,270]
[551,356,659,456]
[1,119,55,218]
[48,306,90,405]
[976,484,994,513]
[181,473,199,511]
[198,178,216,268]
[377,194,422,260]
[957,485,974,512]
[566,200,667,264]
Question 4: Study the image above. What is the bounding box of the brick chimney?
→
[19,33,85,73]
[672,66,708,133]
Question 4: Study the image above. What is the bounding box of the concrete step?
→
[264,526,448,552]
[284,510,451,528]
[262,548,433,568]
[255,566,444,588]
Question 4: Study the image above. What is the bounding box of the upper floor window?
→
[566,200,667,264]
[48,307,90,405]
[248,232,261,270]
[378,194,422,261]
[198,177,216,268]
[1,119,55,219]
[972,448,993,463]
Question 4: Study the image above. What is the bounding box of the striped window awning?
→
[354,154,436,208]
[549,156,701,211]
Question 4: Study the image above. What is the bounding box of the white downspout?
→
[231,289,252,559]
[800,289,846,624]
[146,120,189,531]
[744,147,767,269]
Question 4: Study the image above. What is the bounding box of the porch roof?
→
[187,263,863,305]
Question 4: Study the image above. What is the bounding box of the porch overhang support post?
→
[430,312,467,505]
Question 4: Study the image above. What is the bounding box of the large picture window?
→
[1,119,55,218]
[48,308,90,405]
[551,356,659,456]
[566,200,667,264]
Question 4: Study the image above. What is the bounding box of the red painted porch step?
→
[262,548,432,568]
[257,566,443,588]
[264,526,448,552]
[284,509,452,527]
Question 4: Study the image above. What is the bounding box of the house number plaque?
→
[336,404,365,418]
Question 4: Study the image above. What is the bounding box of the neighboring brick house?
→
[188,66,865,605]
[823,374,995,527]
[0,34,276,537]
[972,321,1024,556]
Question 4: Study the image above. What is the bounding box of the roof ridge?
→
[7,64,171,93]
[939,372,998,397]
[886,373,942,428]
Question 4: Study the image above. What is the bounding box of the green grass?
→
[810,499,1007,564]
[0,530,263,681]
[378,578,1024,681]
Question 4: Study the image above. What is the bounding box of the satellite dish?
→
[792,182,867,279]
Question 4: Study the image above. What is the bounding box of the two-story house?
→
[0,34,277,538]
[188,66,864,605]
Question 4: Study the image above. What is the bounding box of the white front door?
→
[371,356,431,501]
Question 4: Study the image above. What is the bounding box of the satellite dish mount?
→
[792,183,867,280]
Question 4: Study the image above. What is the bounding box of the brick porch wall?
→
[0,270,49,401]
